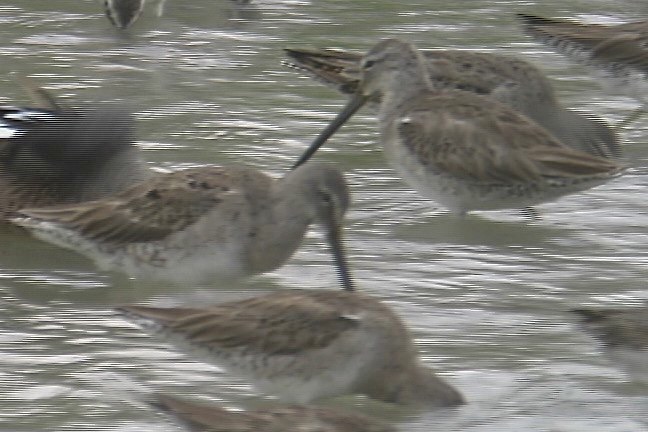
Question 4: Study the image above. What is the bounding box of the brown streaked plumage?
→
[517,13,648,122]
[152,393,397,432]
[118,289,464,407]
[284,46,621,159]
[12,162,354,289]
[293,38,624,216]
[572,306,648,383]
[516,13,648,70]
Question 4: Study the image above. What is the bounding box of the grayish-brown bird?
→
[118,289,464,407]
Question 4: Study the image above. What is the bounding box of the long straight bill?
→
[292,93,368,169]
[326,218,355,292]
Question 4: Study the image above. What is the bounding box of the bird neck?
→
[243,179,313,274]
[378,63,434,118]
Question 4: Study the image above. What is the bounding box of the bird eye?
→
[362,59,376,69]
[320,192,332,204]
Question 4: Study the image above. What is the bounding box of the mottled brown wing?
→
[18,167,246,244]
[591,33,648,71]
[284,47,553,105]
[283,47,362,95]
[127,291,361,356]
[284,47,514,98]
[395,92,622,183]
[421,51,533,96]
[179,293,360,355]
[153,394,397,432]
[517,14,641,52]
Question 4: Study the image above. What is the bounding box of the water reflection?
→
[1,0,648,431]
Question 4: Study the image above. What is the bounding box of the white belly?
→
[383,138,610,214]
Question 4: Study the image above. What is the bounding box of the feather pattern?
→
[152,393,397,432]
[117,289,464,406]
[293,38,624,215]
[13,163,353,287]
[284,45,621,159]
[19,167,245,244]
[517,13,648,105]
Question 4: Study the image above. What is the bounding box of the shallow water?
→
[1,0,648,430]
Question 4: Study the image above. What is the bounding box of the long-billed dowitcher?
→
[12,162,354,289]
[573,307,648,383]
[118,289,464,407]
[0,102,149,220]
[284,46,621,159]
[292,38,624,216]
[517,13,648,125]
[152,393,396,432]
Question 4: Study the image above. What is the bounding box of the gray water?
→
[1,0,647,430]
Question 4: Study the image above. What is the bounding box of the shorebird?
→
[104,0,146,29]
[284,46,621,159]
[12,162,354,288]
[0,95,149,220]
[573,306,648,383]
[292,38,624,216]
[152,393,396,432]
[516,13,648,126]
[118,289,464,407]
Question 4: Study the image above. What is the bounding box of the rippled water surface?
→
[1,0,648,430]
